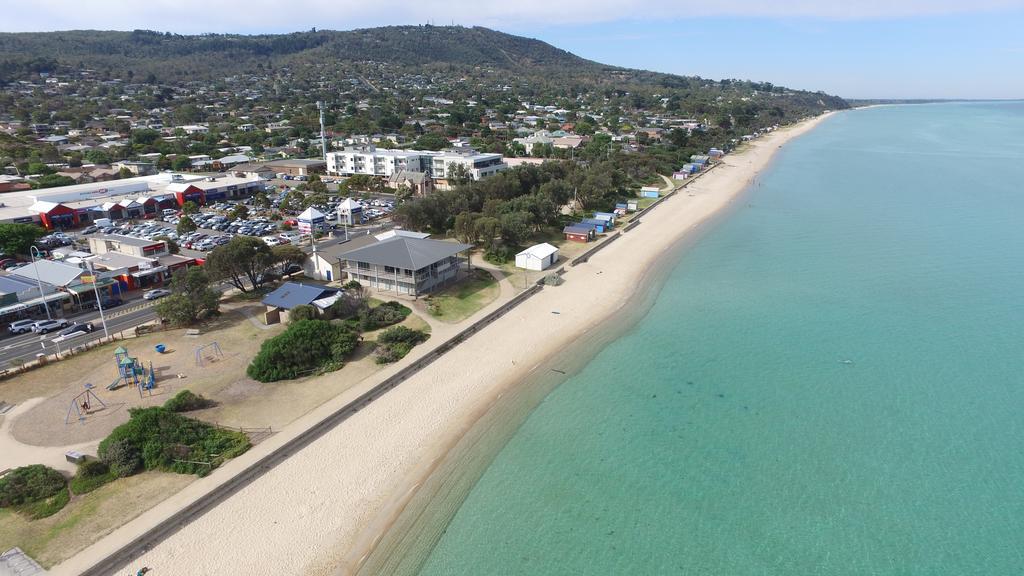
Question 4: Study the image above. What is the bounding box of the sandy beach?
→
[52,112,832,576]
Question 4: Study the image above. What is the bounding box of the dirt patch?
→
[0,471,194,569]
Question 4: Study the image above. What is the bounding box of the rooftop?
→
[341,236,471,271]
[8,259,85,287]
[261,282,338,310]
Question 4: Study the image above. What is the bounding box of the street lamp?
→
[29,246,52,321]
[86,260,110,340]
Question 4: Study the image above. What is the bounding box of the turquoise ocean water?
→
[415,103,1024,575]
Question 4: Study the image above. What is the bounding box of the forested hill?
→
[0,26,848,110]
[0,26,597,80]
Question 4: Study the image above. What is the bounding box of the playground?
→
[0,305,276,451]
[0,301,434,568]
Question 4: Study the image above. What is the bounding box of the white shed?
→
[515,243,559,271]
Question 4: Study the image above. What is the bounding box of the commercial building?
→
[341,236,472,296]
[264,159,327,177]
[0,172,265,228]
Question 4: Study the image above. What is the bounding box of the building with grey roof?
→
[341,236,472,296]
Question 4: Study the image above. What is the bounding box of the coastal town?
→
[0,25,842,576]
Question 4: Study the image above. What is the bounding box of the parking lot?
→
[76,191,399,255]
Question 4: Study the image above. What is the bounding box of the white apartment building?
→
[429,150,506,182]
[326,146,506,185]
[326,147,430,178]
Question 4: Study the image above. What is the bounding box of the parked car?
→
[8,319,36,335]
[143,289,172,301]
[32,318,71,333]
[56,319,94,338]
[81,225,99,234]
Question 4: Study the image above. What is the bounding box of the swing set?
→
[65,383,106,424]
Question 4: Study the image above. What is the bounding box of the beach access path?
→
[52,113,832,576]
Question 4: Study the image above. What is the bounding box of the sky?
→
[2,0,1023,99]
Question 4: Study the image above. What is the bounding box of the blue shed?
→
[579,218,609,233]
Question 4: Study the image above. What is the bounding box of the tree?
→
[206,236,276,293]
[31,174,76,189]
[414,132,449,150]
[0,223,45,256]
[252,190,270,209]
[448,163,472,186]
[176,215,197,235]
[271,243,306,274]
[228,204,249,221]
[279,191,302,213]
[181,200,199,215]
[453,212,478,244]
[154,267,220,326]
[171,155,191,171]
[247,319,358,382]
[153,235,180,254]
[288,304,317,323]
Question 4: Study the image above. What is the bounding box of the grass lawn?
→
[0,472,193,568]
[426,268,500,324]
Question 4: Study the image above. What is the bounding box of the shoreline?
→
[54,112,834,576]
[345,113,835,575]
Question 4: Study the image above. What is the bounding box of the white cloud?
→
[2,0,1024,33]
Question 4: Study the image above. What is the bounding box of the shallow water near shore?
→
[414,102,1024,575]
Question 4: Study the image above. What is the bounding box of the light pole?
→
[29,246,52,320]
[86,260,110,340]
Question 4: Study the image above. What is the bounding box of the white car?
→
[8,319,36,334]
[143,289,172,300]
[263,237,281,247]
[31,319,71,333]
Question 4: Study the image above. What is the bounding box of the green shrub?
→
[164,389,214,413]
[98,407,250,477]
[288,304,317,323]
[100,438,143,478]
[22,488,70,519]
[359,300,411,330]
[70,460,116,494]
[0,465,69,519]
[343,280,363,290]
[484,245,514,264]
[374,326,429,364]
[247,319,358,382]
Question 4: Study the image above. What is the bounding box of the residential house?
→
[386,170,434,196]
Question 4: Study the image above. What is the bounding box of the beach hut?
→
[563,225,595,243]
[579,218,609,233]
[640,186,661,198]
[627,200,639,212]
[515,243,559,271]
[594,212,617,226]
[672,171,689,180]
[614,203,629,215]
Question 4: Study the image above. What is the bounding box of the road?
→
[0,302,157,366]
